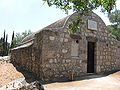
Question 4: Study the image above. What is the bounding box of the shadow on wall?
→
[12,62,37,83]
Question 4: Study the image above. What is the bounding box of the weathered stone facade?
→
[11,11,120,81]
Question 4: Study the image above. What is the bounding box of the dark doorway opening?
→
[87,42,95,73]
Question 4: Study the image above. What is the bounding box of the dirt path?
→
[44,72,120,90]
[0,62,24,87]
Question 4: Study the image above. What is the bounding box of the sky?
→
[0,0,120,42]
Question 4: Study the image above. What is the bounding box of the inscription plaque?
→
[88,20,97,30]
[71,41,79,57]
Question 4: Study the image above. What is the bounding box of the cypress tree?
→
[3,30,5,42]
[5,34,8,55]
[11,31,15,48]
[2,30,6,56]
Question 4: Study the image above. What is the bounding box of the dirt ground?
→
[0,62,24,87]
[44,71,120,90]
[0,59,120,90]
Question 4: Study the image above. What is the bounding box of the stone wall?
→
[67,12,118,73]
[33,30,44,78]
[11,45,33,71]
[39,31,119,80]
[41,31,85,80]
[116,41,120,68]
[11,31,44,78]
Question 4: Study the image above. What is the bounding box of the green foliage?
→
[68,15,84,34]
[107,25,120,39]
[43,0,116,34]
[68,20,79,34]
[43,0,116,13]
[108,10,120,39]
[108,10,120,25]
[11,30,32,48]
[0,30,32,56]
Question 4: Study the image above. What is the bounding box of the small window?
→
[106,44,109,47]
[76,40,79,44]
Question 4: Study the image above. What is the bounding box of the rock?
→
[0,78,44,90]
[24,81,44,90]
[0,78,26,90]
[64,38,68,42]
[49,36,55,40]
[62,49,68,53]
[0,56,10,62]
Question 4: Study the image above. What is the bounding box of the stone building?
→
[11,11,120,81]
